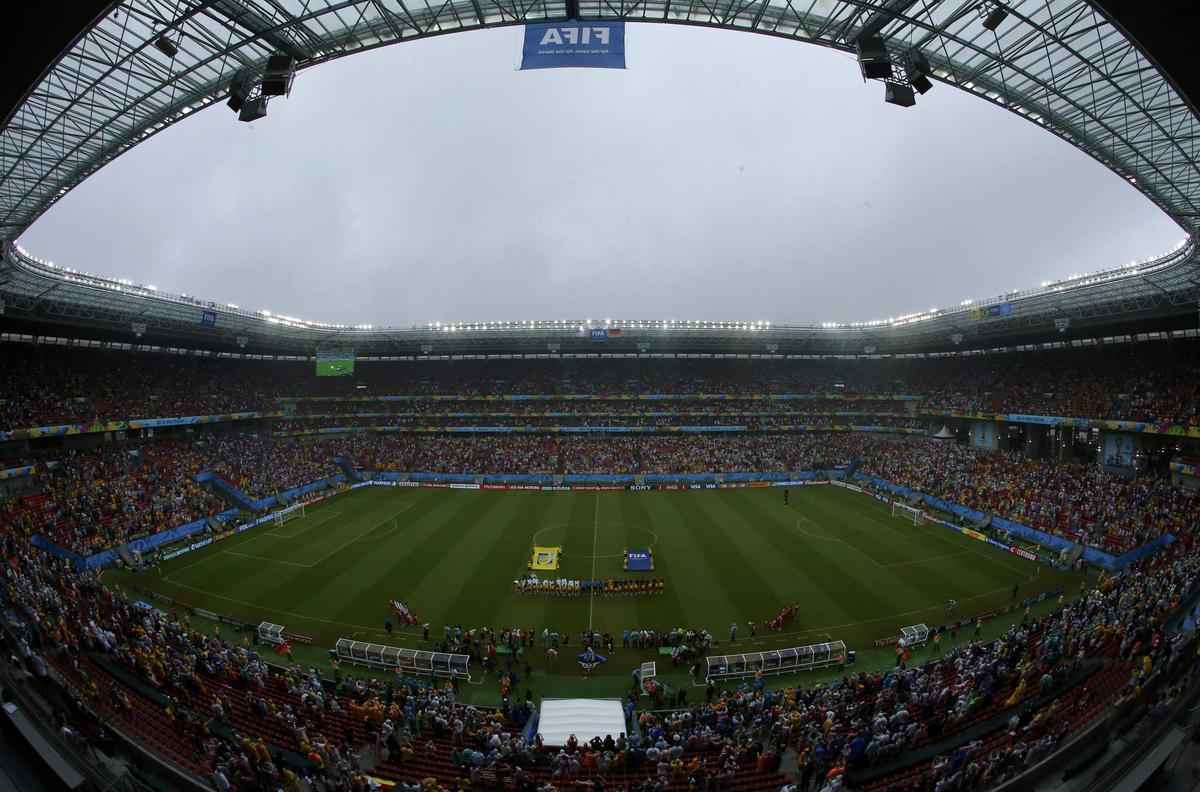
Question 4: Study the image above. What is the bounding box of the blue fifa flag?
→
[590,328,609,341]
[200,310,217,327]
[521,22,625,70]
[625,548,653,571]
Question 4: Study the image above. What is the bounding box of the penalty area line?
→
[222,550,312,568]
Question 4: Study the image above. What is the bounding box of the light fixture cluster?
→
[7,236,1192,336]
[1039,240,1189,290]
[822,307,944,330]
[426,319,772,333]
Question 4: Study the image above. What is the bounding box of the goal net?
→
[274,504,305,527]
[891,500,924,525]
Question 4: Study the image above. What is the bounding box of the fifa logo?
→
[539,26,611,45]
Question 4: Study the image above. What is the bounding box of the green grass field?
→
[106,485,1078,699]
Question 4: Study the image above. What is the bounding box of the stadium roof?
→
[1,0,1200,356]
[1,1,1199,242]
[2,236,1194,356]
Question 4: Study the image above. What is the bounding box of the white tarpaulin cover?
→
[537,698,626,746]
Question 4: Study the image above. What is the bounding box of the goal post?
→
[274,503,305,527]
[891,500,924,525]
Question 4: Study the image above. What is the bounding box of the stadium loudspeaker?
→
[261,54,296,97]
[982,5,1008,30]
[904,52,933,94]
[154,35,178,58]
[885,83,916,107]
[227,79,248,112]
[856,35,892,80]
[238,96,268,123]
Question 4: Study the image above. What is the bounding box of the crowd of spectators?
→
[207,436,342,500]
[3,428,1199,556]
[0,433,869,556]
[0,346,281,429]
[3,340,1200,792]
[3,341,1200,432]
[280,413,923,432]
[0,441,223,555]
[3,518,1195,792]
[360,434,869,475]
[639,548,1196,790]
[914,344,1200,426]
[860,438,1200,554]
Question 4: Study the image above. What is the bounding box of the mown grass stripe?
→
[437,493,556,630]
[654,492,784,634]
[614,492,690,635]
[258,488,472,628]
[795,489,1016,614]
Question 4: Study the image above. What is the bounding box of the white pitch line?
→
[164,549,219,579]
[222,550,312,568]
[723,579,1030,648]
[159,578,423,638]
[303,514,399,567]
[265,509,344,540]
[588,494,599,631]
[878,549,977,569]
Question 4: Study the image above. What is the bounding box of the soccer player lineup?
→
[516,544,663,596]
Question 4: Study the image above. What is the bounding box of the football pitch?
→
[108,483,1078,691]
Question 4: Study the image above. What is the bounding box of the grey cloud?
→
[20,24,1181,327]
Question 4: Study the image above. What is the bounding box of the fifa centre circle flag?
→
[529,546,562,571]
[624,548,653,571]
[521,21,626,70]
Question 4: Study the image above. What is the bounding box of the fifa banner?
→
[529,546,562,571]
[521,22,625,70]
[625,548,654,571]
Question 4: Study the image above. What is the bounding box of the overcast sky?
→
[18,24,1184,327]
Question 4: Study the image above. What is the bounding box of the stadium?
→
[2,2,1200,792]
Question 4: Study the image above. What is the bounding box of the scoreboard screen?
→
[316,350,355,377]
